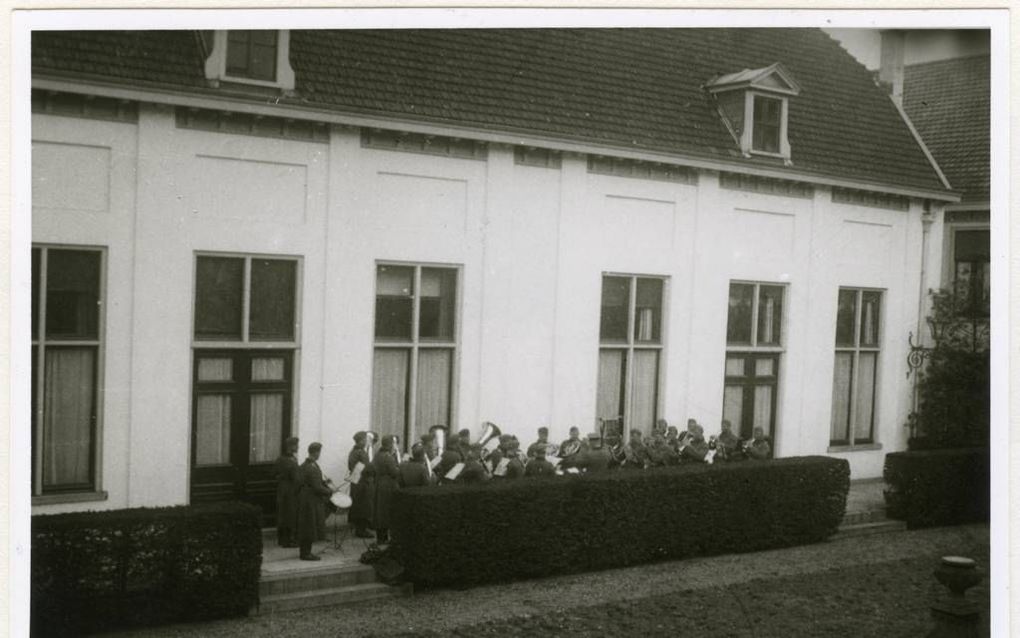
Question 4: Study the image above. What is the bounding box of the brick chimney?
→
[878,29,905,106]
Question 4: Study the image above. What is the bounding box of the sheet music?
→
[493,458,511,476]
[445,462,465,481]
[429,455,442,470]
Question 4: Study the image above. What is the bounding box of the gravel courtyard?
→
[104,524,990,638]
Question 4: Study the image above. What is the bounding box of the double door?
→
[190,349,292,524]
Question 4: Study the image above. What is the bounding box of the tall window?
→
[751,95,782,154]
[32,246,103,495]
[723,282,784,440]
[226,30,278,82]
[191,254,299,512]
[830,288,882,446]
[372,264,458,448]
[596,275,666,436]
[953,229,989,316]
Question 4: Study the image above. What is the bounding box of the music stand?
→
[319,507,351,555]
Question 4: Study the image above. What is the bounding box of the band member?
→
[398,443,432,488]
[347,432,375,539]
[605,433,626,469]
[524,445,556,477]
[624,430,652,469]
[746,427,773,460]
[576,432,613,473]
[665,426,681,452]
[717,420,741,461]
[504,438,526,479]
[460,444,491,484]
[419,432,437,462]
[680,423,710,463]
[371,435,400,544]
[485,434,512,476]
[646,431,677,466]
[527,427,551,459]
[558,426,586,468]
[456,429,472,455]
[437,432,466,481]
[274,436,300,548]
[297,442,335,561]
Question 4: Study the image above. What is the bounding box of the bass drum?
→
[330,492,353,510]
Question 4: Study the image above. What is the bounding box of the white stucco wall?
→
[31,105,943,515]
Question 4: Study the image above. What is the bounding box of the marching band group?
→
[275,419,773,561]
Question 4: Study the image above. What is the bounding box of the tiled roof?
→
[33,28,948,195]
[903,55,989,203]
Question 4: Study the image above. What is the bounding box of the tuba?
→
[476,421,502,457]
[559,439,581,458]
[392,434,402,464]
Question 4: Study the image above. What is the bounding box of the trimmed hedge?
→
[32,501,262,636]
[883,447,989,529]
[393,455,849,588]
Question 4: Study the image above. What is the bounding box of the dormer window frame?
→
[204,29,295,91]
[706,62,800,162]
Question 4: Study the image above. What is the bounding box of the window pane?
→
[250,33,278,81]
[954,230,989,262]
[854,353,878,442]
[830,352,853,444]
[725,356,746,377]
[196,394,231,466]
[32,248,40,340]
[419,268,457,341]
[42,347,95,489]
[32,346,38,483]
[249,392,284,463]
[722,386,744,437]
[634,279,663,343]
[752,385,773,435]
[416,349,452,444]
[752,97,781,153]
[375,265,414,340]
[251,356,285,382]
[754,357,774,377]
[226,31,251,75]
[631,350,659,433]
[757,286,783,346]
[249,259,296,341]
[195,257,244,341]
[46,249,100,340]
[726,283,754,345]
[860,292,881,347]
[197,357,233,382]
[372,349,409,439]
[835,289,857,347]
[600,277,630,342]
[596,349,626,421]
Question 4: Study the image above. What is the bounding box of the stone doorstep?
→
[256,582,413,615]
[832,519,907,541]
[260,563,379,597]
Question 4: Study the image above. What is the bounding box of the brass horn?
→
[476,421,502,454]
[429,424,449,458]
[365,430,378,463]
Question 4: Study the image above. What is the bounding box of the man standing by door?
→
[297,442,334,561]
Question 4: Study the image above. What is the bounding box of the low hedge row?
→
[31,501,262,636]
[393,455,849,588]
[883,447,989,529]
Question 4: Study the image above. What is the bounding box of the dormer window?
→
[706,63,800,161]
[204,30,295,91]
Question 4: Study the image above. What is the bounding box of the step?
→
[832,519,907,541]
[256,582,411,615]
[841,509,889,526]
[260,563,379,596]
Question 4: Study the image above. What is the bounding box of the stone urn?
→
[934,556,982,598]
[928,556,982,638]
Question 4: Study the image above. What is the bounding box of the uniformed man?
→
[297,442,335,561]
[371,435,401,544]
[717,420,741,461]
[558,426,586,468]
[347,432,375,539]
[576,432,613,473]
[398,443,432,488]
[680,423,710,463]
[504,438,526,479]
[460,444,491,484]
[524,445,556,477]
[624,430,652,469]
[746,427,773,460]
[527,427,552,459]
[274,436,300,548]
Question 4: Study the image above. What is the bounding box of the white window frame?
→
[829,287,884,451]
[742,91,791,160]
[371,261,462,447]
[597,273,669,442]
[203,30,296,91]
[31,244,107,503]
[723,281,786,441]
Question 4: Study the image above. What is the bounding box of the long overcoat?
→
[297,458,331,545]
[372,451,400,529]
[348,446,375,526]
[274,453,300,533]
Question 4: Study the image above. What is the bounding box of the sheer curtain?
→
[854,353,877,441]
[415,349,451,440]
[597,350,624,420]
[630,350,658,433]
[722,386,744,435]
[249,393,283,463]
[372,349,408,439]
[830,353,853,442]
[43,347,94,487]
[752,385,773,435]
[196,394,231,465]
[251,357,285,381]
